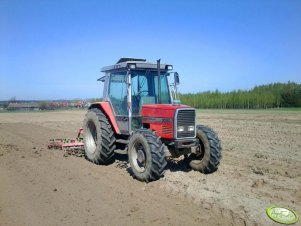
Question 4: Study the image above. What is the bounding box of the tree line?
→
[179,82,301,109]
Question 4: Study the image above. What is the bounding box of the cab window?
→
[109,72,127,115]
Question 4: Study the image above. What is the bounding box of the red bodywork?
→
[141,104,191,139]
[90,102,193,139]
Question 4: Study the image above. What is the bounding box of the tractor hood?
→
[142,104,191,111]
[141,104,193,119]
[141,104,195,139]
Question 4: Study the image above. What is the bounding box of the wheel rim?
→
[131,142,146,173]
[195,143,205,160]
[85,120,97,154]
[189,137,206,164]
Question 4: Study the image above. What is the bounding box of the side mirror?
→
[174,72,180,85]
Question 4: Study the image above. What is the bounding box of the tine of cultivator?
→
[48,128,85,157]
[77,128,84,138]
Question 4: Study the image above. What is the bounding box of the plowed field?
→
[0,110,300,225]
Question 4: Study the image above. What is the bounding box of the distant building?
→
[8,102,40,111]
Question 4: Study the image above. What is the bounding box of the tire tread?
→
[84,108,116,164]
[128,129,166,182]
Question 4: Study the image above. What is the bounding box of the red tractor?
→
[83,58,222,182]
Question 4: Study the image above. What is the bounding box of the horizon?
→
[1,0,301,100]
[0,80,300,102]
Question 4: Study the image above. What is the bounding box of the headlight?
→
[177,126,184,132]
[188,126,195,131]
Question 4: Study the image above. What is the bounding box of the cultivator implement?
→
[48,128,85,157]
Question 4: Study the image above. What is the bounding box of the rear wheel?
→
[83,108,116,164]
[188,125,222,173]
[128,129,167,182]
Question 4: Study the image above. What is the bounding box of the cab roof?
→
[101,57,173,72]
[116,58,146,64]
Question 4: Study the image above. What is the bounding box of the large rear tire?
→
[128,129,167,182]
[188,125,222,173]
[83,108,116,164]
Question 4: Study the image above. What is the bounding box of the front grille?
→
[176,109,196,138]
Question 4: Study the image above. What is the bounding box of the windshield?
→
[131,70,171,106]
[130,70,171,129]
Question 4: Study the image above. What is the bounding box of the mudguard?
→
[89,102,120,134]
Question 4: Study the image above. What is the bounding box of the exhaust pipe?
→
[157,59,161,104]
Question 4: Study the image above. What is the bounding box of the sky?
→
[0,0,301,100]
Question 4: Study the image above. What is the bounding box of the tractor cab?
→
[98,58,175,133]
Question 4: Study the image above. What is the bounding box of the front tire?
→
[188,125,222,173]
[83,108,116,164]
[128,129,167,182]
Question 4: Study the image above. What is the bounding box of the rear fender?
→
[89,102,120,134]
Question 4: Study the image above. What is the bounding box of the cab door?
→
[108,72,129,134]
[131,72,155,130]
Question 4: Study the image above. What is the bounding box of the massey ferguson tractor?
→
[83,58,222,182]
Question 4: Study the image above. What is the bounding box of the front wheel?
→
[188,125,222,173]
[128,129,167,182]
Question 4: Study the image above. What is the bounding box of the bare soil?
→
[0,109,300,226]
